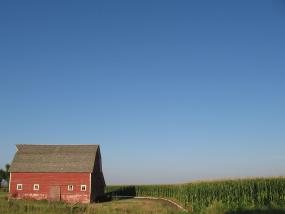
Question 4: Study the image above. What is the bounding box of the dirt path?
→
[112,195,188,212]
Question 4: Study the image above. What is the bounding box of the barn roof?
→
[9,144,100,173]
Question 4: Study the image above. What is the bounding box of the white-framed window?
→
[81,185,87,191]
[33,184,40,191]
[68,185,74,191]
[16,184,23,190]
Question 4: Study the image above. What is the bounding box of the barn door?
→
[48,186,61,201]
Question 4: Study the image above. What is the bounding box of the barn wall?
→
[90,149,105,201]
[90,172,105,201]
[10,172,91,203]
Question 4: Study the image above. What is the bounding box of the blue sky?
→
[0,0,285,184]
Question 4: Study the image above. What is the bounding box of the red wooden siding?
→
[10,172,91,203]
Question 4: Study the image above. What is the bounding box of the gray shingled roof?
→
[9,144,99,173]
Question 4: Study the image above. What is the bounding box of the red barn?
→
[9,144,105,203]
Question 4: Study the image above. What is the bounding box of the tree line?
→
[0,164,10,181]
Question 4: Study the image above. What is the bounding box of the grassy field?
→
[0,191,182,214]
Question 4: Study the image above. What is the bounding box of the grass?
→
[0,191,183,214]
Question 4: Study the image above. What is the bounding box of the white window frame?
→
[33,184,40,191]
[81,185,87,191]
[67,185,74,191]
[9,173,11,192]
[16,184,23,190]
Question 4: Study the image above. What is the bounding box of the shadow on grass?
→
[97,186,136,203]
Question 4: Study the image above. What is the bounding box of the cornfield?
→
[106,177,285,212]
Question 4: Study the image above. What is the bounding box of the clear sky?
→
[0,0,285,184]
